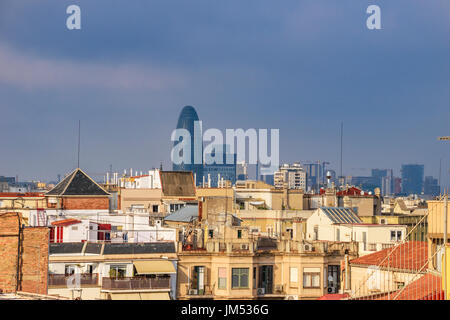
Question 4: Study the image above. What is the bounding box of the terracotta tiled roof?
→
[350,241,428,271]
[374,273,443,300]
[317,293,349,300]
[51,219,81,227]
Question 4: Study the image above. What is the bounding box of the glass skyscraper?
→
[203,144,236,187]
[172,106,203,185]
[401,164,424,195]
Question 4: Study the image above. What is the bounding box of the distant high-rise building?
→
[203,144,236,187]
[394,177,402,195]
[424,176,440,197]
[0,176,16,184]
[172,106,203,185]
[350,176,380,192]
[236,161,248,180]
[303,163,322,192]
[274,163,306,190]
[371,169,394,196]
[401,164,424,195]
[260,174,274,186]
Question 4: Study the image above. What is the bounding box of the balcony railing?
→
[48,273,99,287]
[185,284,214,296]
[102,277,170,291]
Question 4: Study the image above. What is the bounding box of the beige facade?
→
[177,239,358,300]
[119,188,164,213]
[0,193,47,225]
[234,181,304,211]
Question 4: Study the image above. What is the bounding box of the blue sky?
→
[0,0,449,187]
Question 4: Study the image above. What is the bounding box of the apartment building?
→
[48,242,178,300]
[304,186,382,217]
[305,207,407,256]
[274,163,306,190]
[234,180,303,210]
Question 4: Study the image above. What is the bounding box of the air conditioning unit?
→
[189,289,198,295]
[285,295,298,300]
[303,244,314,252]
[257,288,265,295]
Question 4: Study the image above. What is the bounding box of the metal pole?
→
[444,189,448,300]
[77,120,81,168]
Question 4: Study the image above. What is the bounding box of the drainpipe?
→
[345,254,349,292]
[16,213,22,292]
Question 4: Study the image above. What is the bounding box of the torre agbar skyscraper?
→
[173,106,203,185]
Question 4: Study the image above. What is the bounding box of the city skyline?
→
[0,0,449,187]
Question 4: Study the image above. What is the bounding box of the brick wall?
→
[62,197,109,210]
[0,212,49,295]
[0,213,20,293]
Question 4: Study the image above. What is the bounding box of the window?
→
[152,205,159,213]
[218,267,227,289]
[232,268,249,289]
[303,268,320,288]
[191,266,205,294]
[391,230,402,241]
[258,265,273,294]
[109,264,127,278]
[390,231,396,241]
[290,267,298,283]
[237,230,242,239]
[208,230,214,239]
[253,267,257,289]
[303,273,320,288]
[65,265,76,276]
[327,265,340,293]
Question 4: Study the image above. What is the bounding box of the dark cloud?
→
[0,0,449,187]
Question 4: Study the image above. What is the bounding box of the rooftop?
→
[49,242,176,255]
[320,207,362,224]
[159,171,196,197]
[46,168,110,197]
[374,273,443,300]
[164,204,198,223]
[350,241,428,271]
[51,218,81,227]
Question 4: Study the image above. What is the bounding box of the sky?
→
[0,0,449,187]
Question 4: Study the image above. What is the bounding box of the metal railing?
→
[102,277,170,290]
[348,207,445,300]
[48,273,99,287]
[185,284,214,296]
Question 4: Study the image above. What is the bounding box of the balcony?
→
[101,277,170,291]
[185,284,214,298]
[48,273,99,287]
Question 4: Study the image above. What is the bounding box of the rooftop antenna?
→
[77,120,81,168]
[340,121,343,184]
